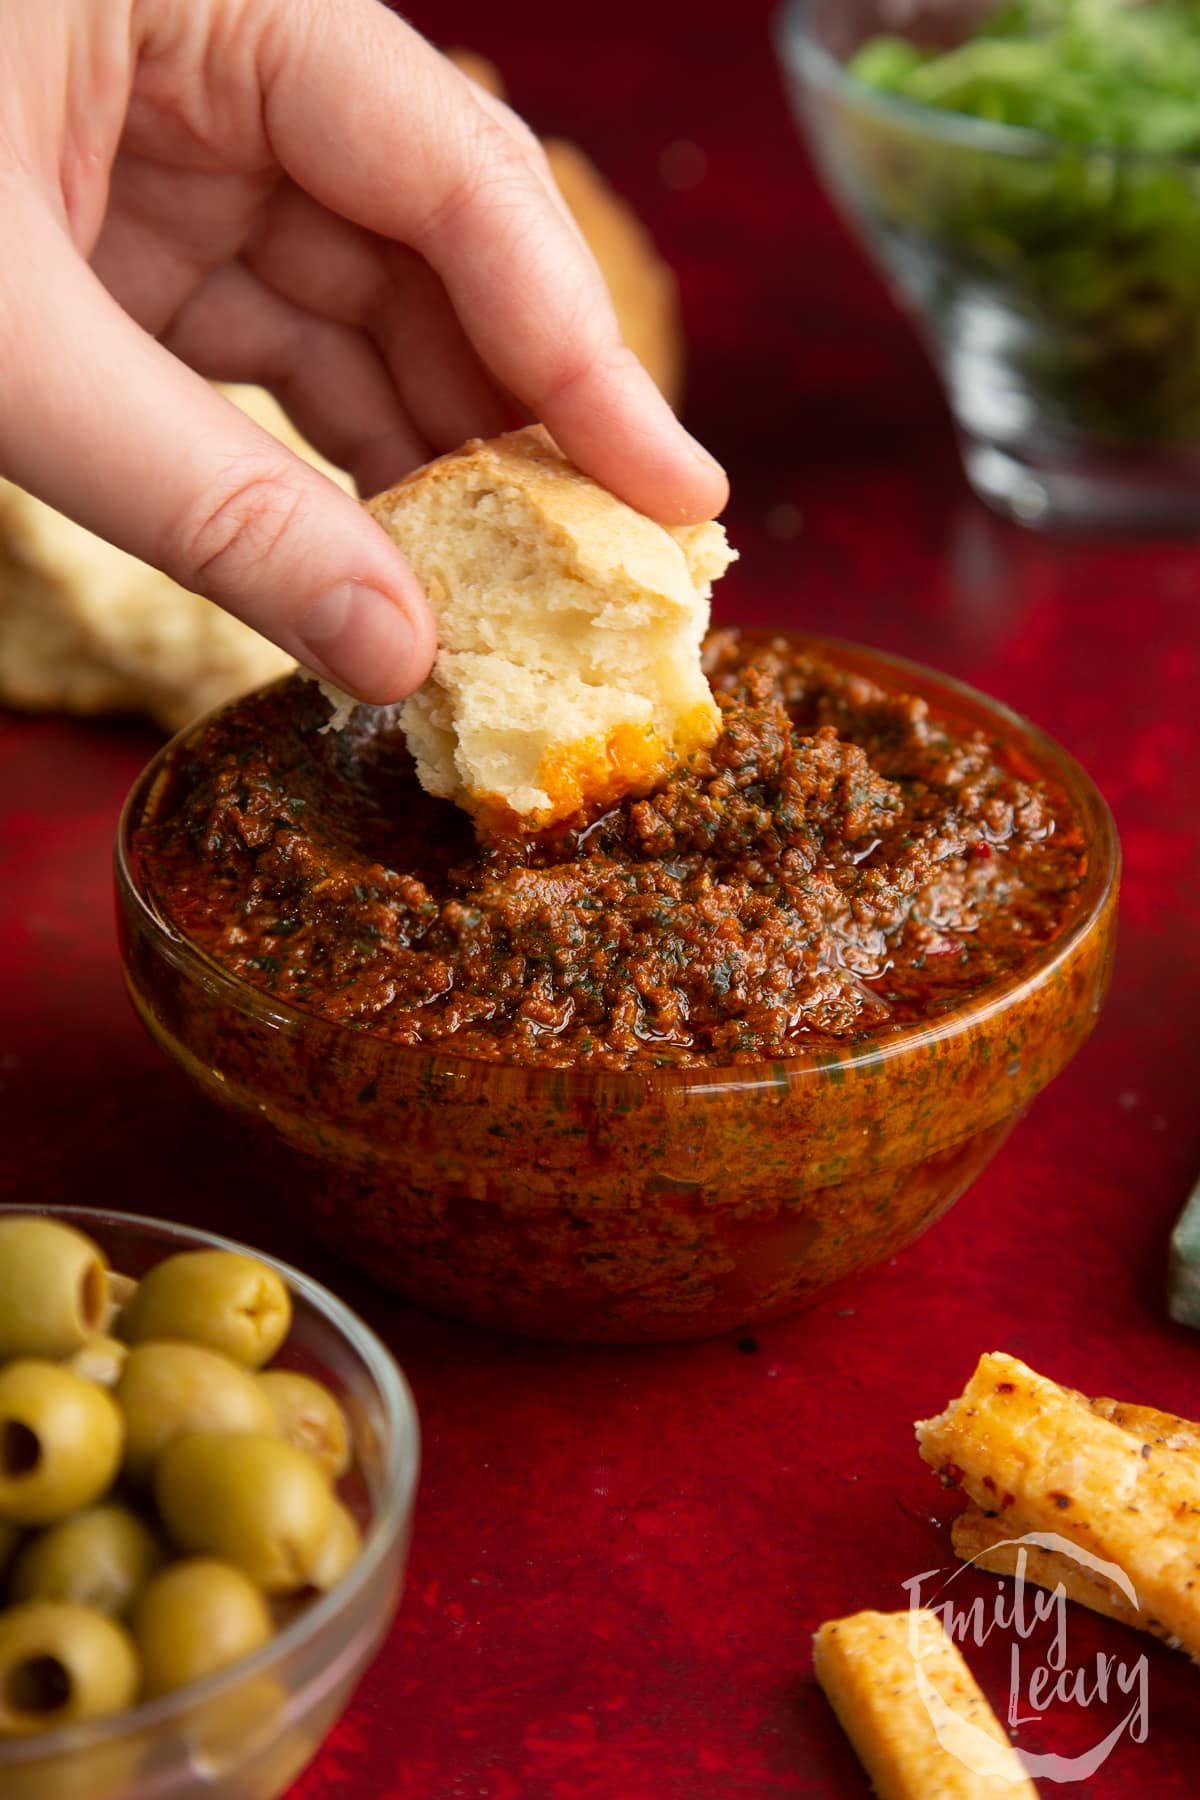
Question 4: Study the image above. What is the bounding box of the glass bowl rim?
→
[0,1203,420,1770]
[115,630,1120,1098]
[777,0,1200,171]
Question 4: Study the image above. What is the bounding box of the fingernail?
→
[297,580,419,703]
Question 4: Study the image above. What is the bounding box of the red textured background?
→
[3,1,1200,1792]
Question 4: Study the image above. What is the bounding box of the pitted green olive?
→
[257,1370,351,1480]
[0,1218,109,1361]
[119,1252,291,1368]
[0,1521,19,1579]
[132,1557,273,1698]
[0,1362,123,1527]
[115,1341,278,1483]
[103,1271,138,1325]
[0,1602,139,1735]
[8,1505,163,1616]
[307,1500,362,1593]
[65,1335,129,1389]
[154,1432,334,1594]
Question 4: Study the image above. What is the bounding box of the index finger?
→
[259,0,728,525]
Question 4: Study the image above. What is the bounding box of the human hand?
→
[0,0,728,700]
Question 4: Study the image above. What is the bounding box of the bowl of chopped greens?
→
[778,0,1200,531]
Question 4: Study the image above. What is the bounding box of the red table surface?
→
[3,2,1200,1793]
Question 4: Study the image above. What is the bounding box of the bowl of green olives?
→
[0,1207,420,1799]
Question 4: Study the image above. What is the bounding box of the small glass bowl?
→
[115,637,1119,1345]
[779,0,1200,532]
[0,1206,419,1800]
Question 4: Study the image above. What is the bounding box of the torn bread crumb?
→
[327,426,735,829]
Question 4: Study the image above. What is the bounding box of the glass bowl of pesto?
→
[115,634,1119,1345]
[779,0,1200,531]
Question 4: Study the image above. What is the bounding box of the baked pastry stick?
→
[949,1389,1200,1653]
[813,1609,1038,1797]
[1087,1394,1200,1453]
[917,1353,1200,1661]
[950,1509,1179,1650]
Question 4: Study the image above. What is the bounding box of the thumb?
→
[0,210,435,702]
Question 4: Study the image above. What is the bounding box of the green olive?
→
[182,1673,289,1784]
[0,1736,144,1800]
[115,1341,279,1484]
[0,1602,139,1735]
[0,1362,123,1527]
[119,1251,291,1369]
[65,1335,129,1389]
[154,1431,334,1595]
[307,1500,362,1593]
[0,1218,110,1361]
[0,1519,20,1578]
[131,1557,273,1699]
[257,1370,351,1480]
[8,1505,163,1616]
[103,1271,138,1325]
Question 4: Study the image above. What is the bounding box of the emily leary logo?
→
[902,1534,1151,1783]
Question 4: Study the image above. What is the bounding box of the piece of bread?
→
[813,1609,1038,1798]
[0,387,351,732]
[361,425,734,829]
[916,1352,1200,1661]
[447,48,684,403]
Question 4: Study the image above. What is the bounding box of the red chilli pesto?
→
[137,632,1088,1072]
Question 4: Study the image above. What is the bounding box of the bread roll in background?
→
[358,425,735,829]
[447,47,684,405]
[0,387,349,733]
